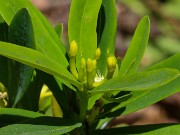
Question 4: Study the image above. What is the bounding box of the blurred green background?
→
[116,0,180,68]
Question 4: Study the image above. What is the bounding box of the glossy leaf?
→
[94,124,180,135]
[8,8,35,49]
[119,16,150,75]
[68,0,86,45]
[97,0,117,75]
[8,8,35,107]
[0,108,43,117]
[0,108,43,127]
[0,117,82,135]
[68,0,102,68]
[0,124,81,135]
[90,68,179,94]
[0,41,81,87]
[0,0,68,66]
[104,54,180,117]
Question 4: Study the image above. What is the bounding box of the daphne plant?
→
[0,0,180,135]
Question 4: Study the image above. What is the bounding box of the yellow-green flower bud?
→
[87,58,93,73]
[80,58,86,69]
[69,40,78,57]
[94,48,101,60]
[87,59,97,89]
[107,56,117,72]
[0,92,8,107]
[92,59,97,70]
[0,92,7,99]
[69,40,78,78]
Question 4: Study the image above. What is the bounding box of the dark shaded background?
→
[31,0,180,126]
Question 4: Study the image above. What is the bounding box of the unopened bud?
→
[69,40,78,57]
[107,56,117,72]
[92,60,97,70]
[87,59,97,89]
[87,58,93,73]
[80,58,86,69]
[94,48,101,60]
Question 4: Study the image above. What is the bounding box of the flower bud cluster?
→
[68,40,117,90]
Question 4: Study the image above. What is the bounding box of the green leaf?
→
[0,22,8,88]
[97,0,117,75]
[0,124,79,135]
[88,93,103,110]
[103,94,132,103]
[8,8,35,49]
[0,15,3,23]
[0,108,43,117]
[0,41,81,87]
[104,54,180,117]
[119,16,150,76]
[54,23,63,40]
[8,8,35,107]
[0,22,8,41]
[0,108,43,127]
[18,70,43,111]
[0,0,68,66]
[94,124,180,135]
[90,68,179,94]
[38,72,74,119]
[77,91,89,121]
[68,0,102,68]
[0,56,8,87]
[0,117,82,135]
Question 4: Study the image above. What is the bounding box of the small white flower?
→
[94,70,104,83]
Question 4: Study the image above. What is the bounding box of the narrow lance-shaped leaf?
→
[0,41,81,88]
[68,0,86,44]
[0,0,68,67]
[119,16,150,76]
[0,108,44,127]
[8,8,35,107]
[0,108,44,118]
[90,68,179,94]
[0,123,82,135]
[0,117,82,135]
[104,54,180,117]
[68,0,102,68]
[97,0,117,75]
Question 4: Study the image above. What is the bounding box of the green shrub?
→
[0,0,179,134]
